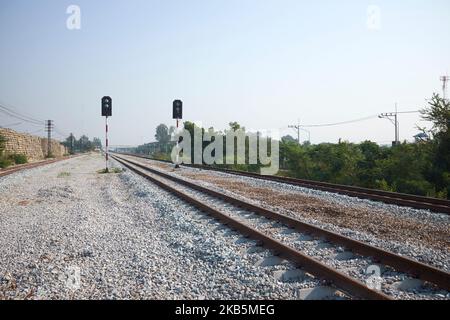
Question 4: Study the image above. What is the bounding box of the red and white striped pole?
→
[175,118,180,168]
[105,116,109,172]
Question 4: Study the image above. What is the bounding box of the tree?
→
[377,143,434,196]
[281,135,297,143]
[420,93,450,197]
[421,93,450,134]
[155,124,170,144]
[62,134,98,153]
[78,135,91,152]
[356,141,384,188]
[92,137,102,149]
[228,122,245,132]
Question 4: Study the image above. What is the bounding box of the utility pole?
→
[288,119,301,145]
[45,120,54,157]
[300,127,311,144]
[69,133,74,154]
[379,103,399,146]
[441,75,449,101]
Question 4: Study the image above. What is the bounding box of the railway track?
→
[0,156,76,178]
[112,154,450,300]
[114,153,450,215]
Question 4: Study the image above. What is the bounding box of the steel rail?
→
[113,154,450,292]
[112,154,392,300]
[115,152,450,214]
[0,155,77,178]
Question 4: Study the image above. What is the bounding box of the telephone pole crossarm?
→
[288,119,301,145]
[378,105,399,146]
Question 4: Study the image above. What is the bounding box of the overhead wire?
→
[0,122,23,128]
[0,101,73,139]
[0,102,44,122]
[299,115,379,128]
[0,103,44,126]
[287,110,421,128]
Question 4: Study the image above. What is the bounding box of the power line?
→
[28,129,44,135]
[0,122,23,128]
[0,104,44,126]
[290,110,421,129]
[288,119,301,144]
[379,103,400,145]
[0,102,45,122]
[396,110,420,114]
[299,115,379,128]
[54,126,69,138]
[0,102,44,123]
[0,108,43,126]
[0,101,71,139]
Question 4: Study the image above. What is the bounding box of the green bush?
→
[57,171,71,178]
[0,157,13,169]
[9,154,28,165]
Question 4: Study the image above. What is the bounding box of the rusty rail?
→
[0,155,78,178]
[113,154,450,292]
[115,152,450,214]
[112,154,393,300]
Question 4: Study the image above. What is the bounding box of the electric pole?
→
[70,133,74,154]
[45,120,54,157]
[441,75,449,101]
[379,103,399,146]
[288,119,301,145]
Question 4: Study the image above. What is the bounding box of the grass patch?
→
[0,153,28,169]
[0,158,13,169]
[97,168,123,174]
[57,171,71,178]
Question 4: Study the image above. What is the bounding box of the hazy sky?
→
[1,0,449,146]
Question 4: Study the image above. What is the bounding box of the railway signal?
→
[173,99,183,168]
[173,100,182,120]
[102,96,112,117]
[101,96,112,172]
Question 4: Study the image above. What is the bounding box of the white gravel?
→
[127,163,448,300]
[0,154,343,300]
[143,162,449,273]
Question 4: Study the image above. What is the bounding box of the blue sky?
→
[0,0,449,145]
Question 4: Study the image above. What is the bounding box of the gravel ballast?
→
[125,156,449,273]
[0,154,338,300]
[115,158,448,300]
